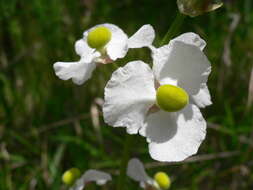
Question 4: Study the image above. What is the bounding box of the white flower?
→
[69,169,111,190]
[53,23,155,85]
[103,33,212,162]
[127,158,171,190]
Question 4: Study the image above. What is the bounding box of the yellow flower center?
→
[87,26,112,50]
[154,172,171,190]
[62,168,81,186]
[156,84,189,112]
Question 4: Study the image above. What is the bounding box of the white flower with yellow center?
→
[53,23,155,85]
[103,33,212,162]
[127,158,171,190]
[62,168,111,190]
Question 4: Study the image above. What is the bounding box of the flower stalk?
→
[160,12,186,46]
[117,134,134,190]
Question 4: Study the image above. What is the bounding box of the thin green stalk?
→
[160,12,186,46]
[116,134,134,190]
[112,62,119,70]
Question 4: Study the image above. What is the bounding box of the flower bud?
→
[156,84,189,112]
[62,168,81,186]
[177,0,223,17]
[154,172,171,190]
[87,26,112,50]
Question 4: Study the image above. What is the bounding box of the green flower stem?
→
[116,134,134,190]
[112,63,119,70]
[160,11,186,46]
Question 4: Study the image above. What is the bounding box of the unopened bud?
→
[177,0,223,17]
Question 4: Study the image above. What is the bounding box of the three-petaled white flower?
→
[103,33,212,162]
[53,23,155,85]
[69,169,111,190]
[127,158,171,190]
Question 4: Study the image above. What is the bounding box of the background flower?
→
[69,169,111,190]
[53,24,155,85]
[127,158,171,190]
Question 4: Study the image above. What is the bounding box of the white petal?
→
[103,61,156,134]
[145,104,206,162]
[96,179,108,185]
[71,170,111,190]
[53,60,96,85]
[172,32,206,50]
[127,158,151,183]
[191,83,212,108]
[70,177,84,190]
[152,41,211,95]
[128,24,155,48]
[141,110,177,143]
[75,39,95,61]
[105,24,128,60]
[82,170,111,185]
[83,23,128,60]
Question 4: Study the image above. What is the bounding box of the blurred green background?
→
[0,0,253,189]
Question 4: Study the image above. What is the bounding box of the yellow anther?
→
[154,172,171,190]
[87,26,111,50]
[156,84,189,112]
[62,168,81,186]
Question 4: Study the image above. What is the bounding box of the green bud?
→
[177,0,223,17]
[87,26,112,50]
[156,85,189,112]
[154,172,171,190]
[62,168,81,186]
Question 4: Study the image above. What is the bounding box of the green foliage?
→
[0,0,253,189]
